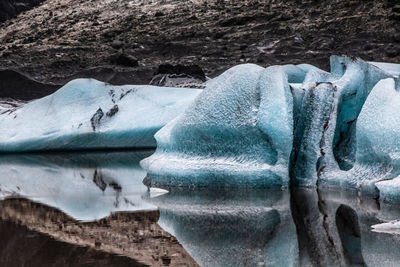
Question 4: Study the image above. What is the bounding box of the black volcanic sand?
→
[0,0,399,95]
[0,198,198,266]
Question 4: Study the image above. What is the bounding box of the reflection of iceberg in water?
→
[147,187,400,267]
[292,188,400,267]
[0,151,156,221]
[146,189,299,267]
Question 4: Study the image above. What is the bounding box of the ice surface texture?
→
[1,56,399,195]
[142,64,294,187]
[0,79,200,152]
[143,56,400,195]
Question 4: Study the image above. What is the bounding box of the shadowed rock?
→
[0,70,59,100]
[0,0,45,23]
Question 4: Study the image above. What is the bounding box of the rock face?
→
[0,70,59,100]
[0,0,398,86]
[0,0,44,22]
[150,64,207,88]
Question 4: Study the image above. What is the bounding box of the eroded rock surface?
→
[0,0,45,23]
[0,0,398,85]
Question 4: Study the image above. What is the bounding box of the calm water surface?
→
[1,151,400,266]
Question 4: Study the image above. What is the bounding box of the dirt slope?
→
[0,0,398,84]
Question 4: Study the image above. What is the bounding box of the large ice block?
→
[143,56,400,194]
[142,64,294,188]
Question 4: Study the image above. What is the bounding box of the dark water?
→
[1,151,400,266]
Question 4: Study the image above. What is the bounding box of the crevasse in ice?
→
[142,56,400,195]
[0,79,201,152]
[291,56,395,188]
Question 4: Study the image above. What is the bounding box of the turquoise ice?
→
[1,56,400,196]
[143,56,400,195]
[142,64,295,188]
[146,188,400,266]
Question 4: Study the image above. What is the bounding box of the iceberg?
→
[0,79,200,152]
[0,151,156,221]
[143,56,400,194]
[142,64,295,188]
[337,77,400,194]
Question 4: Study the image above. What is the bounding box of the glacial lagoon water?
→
[1,150,400,266]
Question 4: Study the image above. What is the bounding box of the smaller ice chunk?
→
[356,78,400,165]
[371,220,400,235]
[0,79,201,152]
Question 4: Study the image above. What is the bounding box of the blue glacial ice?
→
[0,151,157,221]
[291,56,396,187]
[1,55,400,196]
[142,64,295,188]
[143,56,400,196]
[0,79,200,152]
